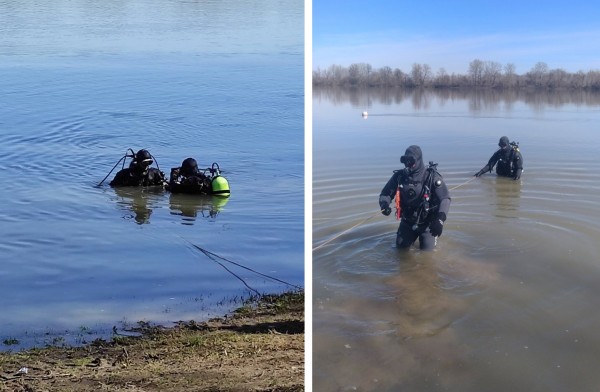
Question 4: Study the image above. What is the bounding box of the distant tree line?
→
[313,60,600,90]
[313,85,600,112]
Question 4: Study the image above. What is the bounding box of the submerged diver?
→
[168,158,230,196]
[378,145,451,251]
[109,149,166,187]
[474,136,523,180]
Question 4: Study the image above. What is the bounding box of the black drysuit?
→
[168,167,212,194]
[477,137,523,180]
[109,164,165,187]
[379,145,451,250]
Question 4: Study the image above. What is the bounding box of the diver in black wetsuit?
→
[167,158,212,194]
[378,145,451,251]
[109,149,166,187]
[475,136,523,180]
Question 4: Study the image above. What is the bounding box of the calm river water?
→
[313,87,600,391]
[0,0,304,350]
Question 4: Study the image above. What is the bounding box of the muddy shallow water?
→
[313,87,600,391]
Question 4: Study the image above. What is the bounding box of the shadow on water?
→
[110,187,230,225]
[169,193,229,225]
[112,186,166,225]
[484,175,522,219]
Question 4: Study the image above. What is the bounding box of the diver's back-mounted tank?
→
[210,162,230,196]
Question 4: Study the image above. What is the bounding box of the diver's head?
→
[180,157,199,176]
[400,145,423,173]
[400,154,416,168]
[498,136,510,150]
[130,149,153,173]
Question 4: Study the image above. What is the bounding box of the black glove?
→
[429,212,446,237]
[379,201,392,216]
[474,169,485,177]
[513,169,522,181]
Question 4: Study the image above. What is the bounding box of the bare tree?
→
[434,67,450,87]
[504,63,517,87]
[410,63,422,86]
[348,63,372,86]
[528,62,549,87]
[547,68,568,88]
[585,70,600,90]
[411,63,432,86]
[312,60,600,90]
[572,70,586,88]
[324,64,347,85]
[483,61,502,87]
[377,66,394,86]
[422,64,432,86]
[393,68,406,86]
[468,59,485,86]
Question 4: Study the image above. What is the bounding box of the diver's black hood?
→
[401,145,425,177]
[498,136,512,159]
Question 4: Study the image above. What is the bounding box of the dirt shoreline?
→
[0,291,304,392]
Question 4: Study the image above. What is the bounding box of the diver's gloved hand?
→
[430,212,446,237]
[379,201,392,216]
[474,169,485,177]
[513,169,522,181]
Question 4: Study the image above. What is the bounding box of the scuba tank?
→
[411,162,439,230]
[210,162,230,196]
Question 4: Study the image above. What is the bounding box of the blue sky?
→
[312,1,600,75]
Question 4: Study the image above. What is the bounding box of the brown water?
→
[313,87,600,391]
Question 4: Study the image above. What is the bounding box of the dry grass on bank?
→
[0,292,304,392]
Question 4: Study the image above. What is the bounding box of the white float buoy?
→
[362,111,368,118]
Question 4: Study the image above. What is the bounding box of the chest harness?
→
[497,142,520,171]
[394,162,442,230]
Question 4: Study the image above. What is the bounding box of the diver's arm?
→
[378,172,399,212]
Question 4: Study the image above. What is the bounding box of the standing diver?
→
[474,136,523,180]
[378,145,451,251]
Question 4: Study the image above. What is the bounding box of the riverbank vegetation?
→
[0,291,304,392]
[313,59,600,90]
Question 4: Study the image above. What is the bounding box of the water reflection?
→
[480,176,522,219]
[314,86,600,111]
[169,194,229,225]
[112,187,165,225]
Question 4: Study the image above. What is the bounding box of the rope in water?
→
[189,243,303,291]
[312,175,477,252]
[449,176,476,191]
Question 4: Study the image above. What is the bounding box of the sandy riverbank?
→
[0,291,304,392]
